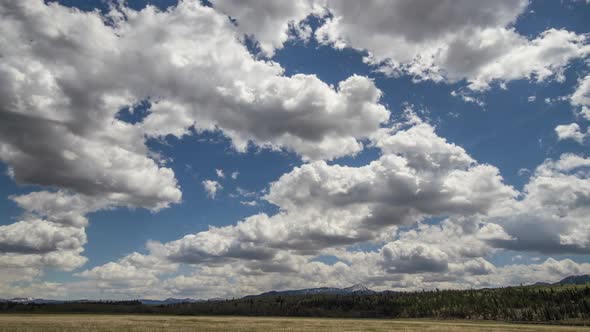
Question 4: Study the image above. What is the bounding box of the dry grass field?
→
[0,315,589,332]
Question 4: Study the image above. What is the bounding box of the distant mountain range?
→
[3,276,590,304]
[245,284,376,298]
[0,298,66,304]
[0,297,204,305]
[554,274,590,285]
[532,274,590,286]
[138,298,204,305]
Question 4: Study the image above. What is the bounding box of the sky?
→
[0,0,589,300]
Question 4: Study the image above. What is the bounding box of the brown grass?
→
[0,314,589,332]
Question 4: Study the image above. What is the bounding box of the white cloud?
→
[553,76,590,144]
[0,281,67,299]
[487,154,590,254]
[215,1,589,90]
[571,74,590,120]
[120,3,390,161]
[215,169,225,178]
[10,191,107,228]
[240,200,258,206]
[231,171,239,180]
[518,168,531,177]
[316,1,589,90]
[77,252,178,297]
[75,120,590,298]
[0,219,85,255]
[382,241,449,273]
[0,0,392,215]
[202,180,223,198]
[78,237,590,299]
[4,0,590,299]
[0,249,87,272]
[467,258,590,288]
[210,0,324,56]
[78,121,518,297]
[555,123,588,144]
[451,90,485,107]
[0,0,393,283]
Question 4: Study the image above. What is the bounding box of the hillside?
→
[557,275,590,285]
[3,282,590,324]
[246,284,376,297]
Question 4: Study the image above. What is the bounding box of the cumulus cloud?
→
[268,123,516,227]
[120,2,389,161]
[0,280,67,299]
[0,192,92,287]
[315,1,590,90]
[0,219,85,255]
[0,216,86,298]
[0,249,87,272]
[488,154,590,254]
[0,0,391,213]
[4,0,590,299]
[555,123,588,144]
[382,241,449,274]
[553,74,590,145]
[10,191,107,227]
[77,124,590,298]
[78,238,590,299]
[77,252,178,295]
[211,0,589,90]
[77,121,522,297]
[150,123,515,264]
[0,3,182,210]
[210,0,323,56]
[571,74,590,120]
[0,0,393,286]
[202,180,223,198]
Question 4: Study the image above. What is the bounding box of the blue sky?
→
[0,0,589,299]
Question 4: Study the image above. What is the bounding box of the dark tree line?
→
[2,284,590,324]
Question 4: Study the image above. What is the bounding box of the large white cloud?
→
[381,241,449,274]
[0,0,393,286]
[316,2,590,90]
[0,216,87,297]
[3,0,590,299]
[116,1,389,161]
[76,120,522,297]
[571,74,590,121]
[268,123,516,224]
[488,154,590,254]
[0,1,391,209]
[210,0,324,56]
[10,191,109,228]
[0,0,182,211]
[143,122,515,265]
[77,252,178,295]
[208,0,590,90]
[0,219,85,254]
[75,119,590,298]
[77,236,590,299]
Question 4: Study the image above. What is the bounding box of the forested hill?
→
[3,283,590,324]
[558,275,590,285]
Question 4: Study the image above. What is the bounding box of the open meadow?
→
[0,315,589,332]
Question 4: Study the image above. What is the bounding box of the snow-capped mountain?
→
[246,284,376,298]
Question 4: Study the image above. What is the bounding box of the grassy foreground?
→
[0,315,589,332]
